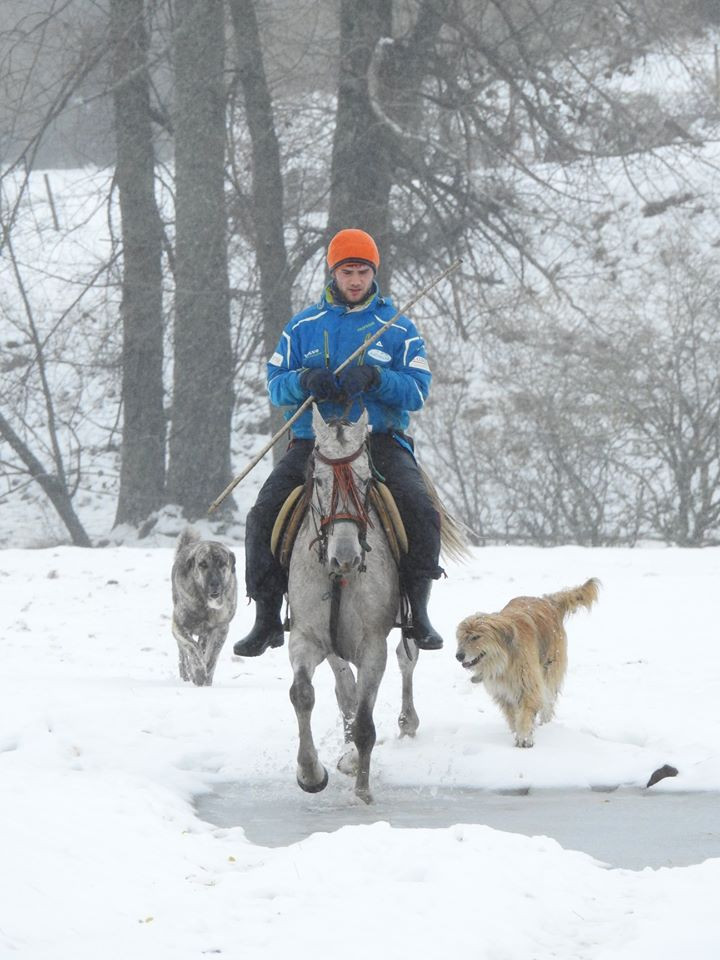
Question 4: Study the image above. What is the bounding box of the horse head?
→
[311,405,372,578]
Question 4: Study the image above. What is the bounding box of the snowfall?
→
[1,537,719,959]
[4,30,720,957]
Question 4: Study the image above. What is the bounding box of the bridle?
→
[309,441,374,572]
[307,437,376,656]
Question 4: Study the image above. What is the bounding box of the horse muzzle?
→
[328,552,362,576]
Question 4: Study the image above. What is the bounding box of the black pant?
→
[244,433,443,599]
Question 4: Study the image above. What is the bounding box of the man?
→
[234,228,444,657]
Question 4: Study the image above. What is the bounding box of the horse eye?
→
[315,478,323,487]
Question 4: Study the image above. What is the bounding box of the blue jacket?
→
[267,283,432,439]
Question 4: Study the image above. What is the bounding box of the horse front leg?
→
[353,647,387,804]
[289,644,328,793]
[396,636,420,737]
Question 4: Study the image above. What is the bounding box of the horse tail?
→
[419,466,473,565]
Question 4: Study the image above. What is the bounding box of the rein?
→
[313,443,373,540]
[310,440,374,656]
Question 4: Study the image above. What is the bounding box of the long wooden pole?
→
[208,257,463,513]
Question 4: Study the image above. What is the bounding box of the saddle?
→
[270,480,408,570]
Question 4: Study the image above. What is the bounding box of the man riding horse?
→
[233,228,445,658]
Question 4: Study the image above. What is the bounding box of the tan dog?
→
[455,579,599,747]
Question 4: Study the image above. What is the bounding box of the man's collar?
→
[325,279,379,311]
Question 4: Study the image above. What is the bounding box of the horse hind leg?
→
[396,637,420,738]
[327,654,359,777]
[289,661,328,793]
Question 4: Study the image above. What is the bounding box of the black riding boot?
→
[405,578,444,651]
[233,593,285,657]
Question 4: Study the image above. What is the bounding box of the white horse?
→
[287,406,420,803]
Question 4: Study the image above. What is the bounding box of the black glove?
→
[299,367,343,401]
[338,365,381,398]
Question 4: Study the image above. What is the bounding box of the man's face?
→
[333,263,374,303]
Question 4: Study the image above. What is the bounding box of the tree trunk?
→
[166,0,234,518]
[110,0,166,527]
[327,1,444,291]
[228,0,293,463]
[0,412,91,546]
[327,0,395,289]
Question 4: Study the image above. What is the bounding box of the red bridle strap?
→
[313,444,372,532]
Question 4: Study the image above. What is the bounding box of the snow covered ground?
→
[1,542,719,958]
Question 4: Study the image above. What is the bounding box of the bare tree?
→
[601,252,720,545]
[110,0,165,526]
[227,0,296,456]
[166,0,234,518]
[0,230,93,546]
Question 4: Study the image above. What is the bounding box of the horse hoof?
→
[355,787,373,805]
[337,747,359,776]
[297,766,329,793]
[398,713,419,738]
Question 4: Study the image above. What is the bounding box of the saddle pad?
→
[369,482,408,561]
[271,485,307,564]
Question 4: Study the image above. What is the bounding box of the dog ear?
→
[185,554,195,572]
[499,623,515,645]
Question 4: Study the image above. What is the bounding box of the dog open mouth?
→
[461,655,481,670]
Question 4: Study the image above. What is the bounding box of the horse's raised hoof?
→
[337,746,359,776]
[297,766,329,793]
[398,712,419,738]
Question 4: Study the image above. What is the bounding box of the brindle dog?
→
[171,528,237,686]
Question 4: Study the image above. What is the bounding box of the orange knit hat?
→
[327,228,380,273]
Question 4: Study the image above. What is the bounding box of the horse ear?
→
[356,408,369,433]
[311,403,327,438]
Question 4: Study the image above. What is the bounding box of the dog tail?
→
[176,526,201,555]
[544,578,600,619]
